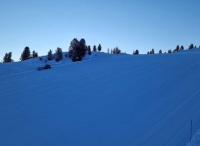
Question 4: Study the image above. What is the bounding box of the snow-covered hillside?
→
[1,50,200,146]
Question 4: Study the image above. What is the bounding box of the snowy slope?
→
[1,50,200,146]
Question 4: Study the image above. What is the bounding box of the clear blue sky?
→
[1,0,200,61]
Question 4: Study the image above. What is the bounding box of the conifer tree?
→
[176,45,179,51]
[3,52,13,62]
[168,49,172,53]
[159,50,162,54]
[113,47,121,54]
[88,46,91,55]
[98,44,102,52]
[180,46,184,50]
[189,44,194,50]
[48,49,53,60]
[93,45,97,52]
[151,48,154,54]
[35,52,38,57]
[133,50,139,55]
[20,46,31,60]
[7,52,12,62]
[3,53,8,63]
[68,38,87,61]
[55,47,63,62]
[32,51,36,58]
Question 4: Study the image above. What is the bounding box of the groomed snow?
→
[1,50,200,146]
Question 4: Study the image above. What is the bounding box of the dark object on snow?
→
[37,64,51,70]
[39,57,43,61]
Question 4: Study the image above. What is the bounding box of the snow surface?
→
[1,50,200,146]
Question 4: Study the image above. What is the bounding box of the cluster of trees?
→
[3,52,13,63]
[110,47,121,54]
[46,38,99,62]
[133,50,139,55]
[20,46,38,61]
[146,44,200,55]
[92,44,102,52]
[3,41,200,63]
[107,47,121,54]
[68,38,87,62]
[147,49,155,54]
[47,47,63,62]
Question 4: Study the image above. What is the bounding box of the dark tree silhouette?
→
[48,49,53,60]
[133,50,139,55]
[180,46,184,50]
[150,48,154,54]
[93,45,97,52]
[176,45,180,52]
[3,52,13,63]
[88,46,91,55]
[98,44,102,52]
[55,47,63,62]
[68,38,87,62]
[20,46,31,61]
[113,47,121,54]
[189,44,194,50]
[3,53,8,63]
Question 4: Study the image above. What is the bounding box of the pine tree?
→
[168,49,172,53]
[32,51,36,58]
[98,44,102,52]
[133,50,139,55]
[93,45,97,52]
[176,45,179,51]
[159,50,162,54]
[147,51,149,54]
[79,38,86,57]
[180,46,184,50]
[20,46,31,60]
[3,52,13,62]
[88,46,91,55]
[68,38,87,61]
[3,53,8,63]
[113,47,121,54]
[35,52,38,57]
[55,47,63,62]
[151,48,154,54]
[7,52,12,62]
[48,49,53,60]
[189,44,194,50]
